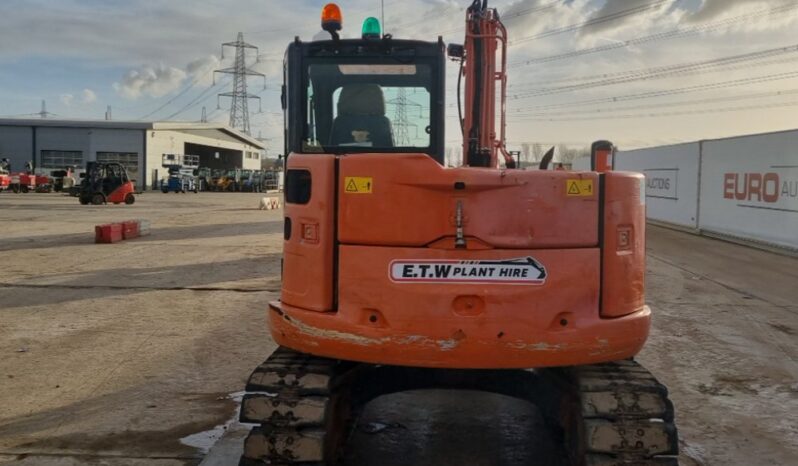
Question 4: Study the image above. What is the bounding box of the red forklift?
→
[0,158,10,192]
[78,162,136,205]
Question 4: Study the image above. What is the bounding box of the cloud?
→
[186,55,220,86]
[114,64,187,99]
[578,0,676,40]
[0,0,317,66]
[503,0,568,38]
[59,89,97,107]
[81,89,97,103]
[113,55,225,100]
[686,0,769,23]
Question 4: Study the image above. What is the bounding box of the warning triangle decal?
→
[567,182,580,195]
[345,179,358,192]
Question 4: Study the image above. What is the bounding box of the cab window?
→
[303,62,433,153]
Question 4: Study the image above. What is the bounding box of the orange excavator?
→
[239,2,678,465]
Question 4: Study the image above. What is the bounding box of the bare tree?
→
[556,145,590,165]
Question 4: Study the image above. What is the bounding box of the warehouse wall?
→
[35,127,145,188]
[36,127,90,156]
[88,128,145,185]
[0,126,33,171]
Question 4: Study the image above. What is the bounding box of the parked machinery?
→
[78,161,136,205]
[160,154,199,193]
[240,170,263,192]
[33,172,53,193]
[212,168,241,192]
[7,161,37,193]
[238,3,679,466]
[50,167,77,192]
[262,168,282,191]
[196,167,213,192]
[0,158,10,192]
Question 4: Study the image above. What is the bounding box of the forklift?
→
[78,161,136,205]
[0,158,10,192]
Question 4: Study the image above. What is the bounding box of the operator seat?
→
[330,84,394,147]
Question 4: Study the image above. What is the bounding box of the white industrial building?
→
[0,118,267,190]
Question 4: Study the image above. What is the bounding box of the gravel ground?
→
[0,193,795,465]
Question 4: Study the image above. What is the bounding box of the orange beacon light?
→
[322,3,343,35]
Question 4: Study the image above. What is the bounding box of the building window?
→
[40,150,83,169]
[96,152,139,180]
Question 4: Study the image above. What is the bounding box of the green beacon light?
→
[362,17,381,39]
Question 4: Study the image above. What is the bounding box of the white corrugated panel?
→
[698,130,798,250]
[572,156,591,171]
[616,142,700,229]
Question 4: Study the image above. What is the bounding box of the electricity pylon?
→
[214,32,266,135]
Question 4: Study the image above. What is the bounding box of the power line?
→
[384,2,461,33]
[507,70,798,111]
[509,55,798,89]
[502,0,562,21]
[508,2,798,67]
[137,67,215,120]
[163,76,230,120]
[507,44,798,98]
[391,0,563,39]
[509,0,672,45]
[510,88,798,117]
[514,99,798,122]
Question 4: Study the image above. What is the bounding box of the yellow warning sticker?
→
[344,176,373,194]
[566,179,594,196]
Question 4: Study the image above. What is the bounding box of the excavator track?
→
[555,360,679,466]
[239,347,354,466]
[239,348,678,466]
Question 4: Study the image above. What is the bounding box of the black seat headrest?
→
[337,84,386,116]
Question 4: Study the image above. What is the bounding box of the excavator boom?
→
[460,0,513,168]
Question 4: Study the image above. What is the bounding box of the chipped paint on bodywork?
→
[506,341,567,352]
[437,339,459,351]
[275,309,461,350]
[277,310,390,346]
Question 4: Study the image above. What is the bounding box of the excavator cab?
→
[283,35,445,162]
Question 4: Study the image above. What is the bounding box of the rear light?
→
[285,169,312,204]
[284,217,292,240]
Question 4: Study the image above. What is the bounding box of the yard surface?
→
[0,193,795,465]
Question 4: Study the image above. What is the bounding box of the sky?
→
[0,0,797,155]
